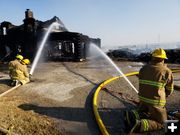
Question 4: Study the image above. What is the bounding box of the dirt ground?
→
[0,60,179,135]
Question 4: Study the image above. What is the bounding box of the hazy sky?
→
[0,0,180,47]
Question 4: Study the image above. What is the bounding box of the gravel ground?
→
[0,61,179,135]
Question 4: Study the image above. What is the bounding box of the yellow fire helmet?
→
[22,59,30,65]
[152,48,168,59]
[16,54,23,60]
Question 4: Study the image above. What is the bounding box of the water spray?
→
[90,43,138,93]
[30,22,61,75]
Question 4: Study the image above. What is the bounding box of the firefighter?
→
[125,48,174,133]
[9,54,23,85]
[9,58,30,86]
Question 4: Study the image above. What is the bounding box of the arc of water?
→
[30,22,60,75]
[91,43,138,93]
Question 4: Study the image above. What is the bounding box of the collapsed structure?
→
[107,48,180,63]
[0,9,100,61]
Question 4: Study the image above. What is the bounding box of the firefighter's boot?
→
[11,80,21,86]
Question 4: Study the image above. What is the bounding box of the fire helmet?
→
[16,54,23,60]
[22,59,30,65]
[152,48,167,59]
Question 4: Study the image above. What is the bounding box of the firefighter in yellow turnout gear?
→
[9,54,23,86]
[125,48,174,133]
[9,56,30,86]
[9,55,23,76]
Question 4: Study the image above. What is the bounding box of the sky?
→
[0,0,180,47]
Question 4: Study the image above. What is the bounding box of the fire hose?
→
[93,69,180,135]
[0,125,17,135]
[0,84,21,135]
[0,84,21,98]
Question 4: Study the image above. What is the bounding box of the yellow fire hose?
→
[93,69,180,135]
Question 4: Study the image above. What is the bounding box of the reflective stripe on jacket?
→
[138,61,174,107]
[141,119,149,131]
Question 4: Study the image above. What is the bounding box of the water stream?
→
[90,43,138,93]
[29,21,138,93]
[30,22,60,75]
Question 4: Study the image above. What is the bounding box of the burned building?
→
[0,9,100,61]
